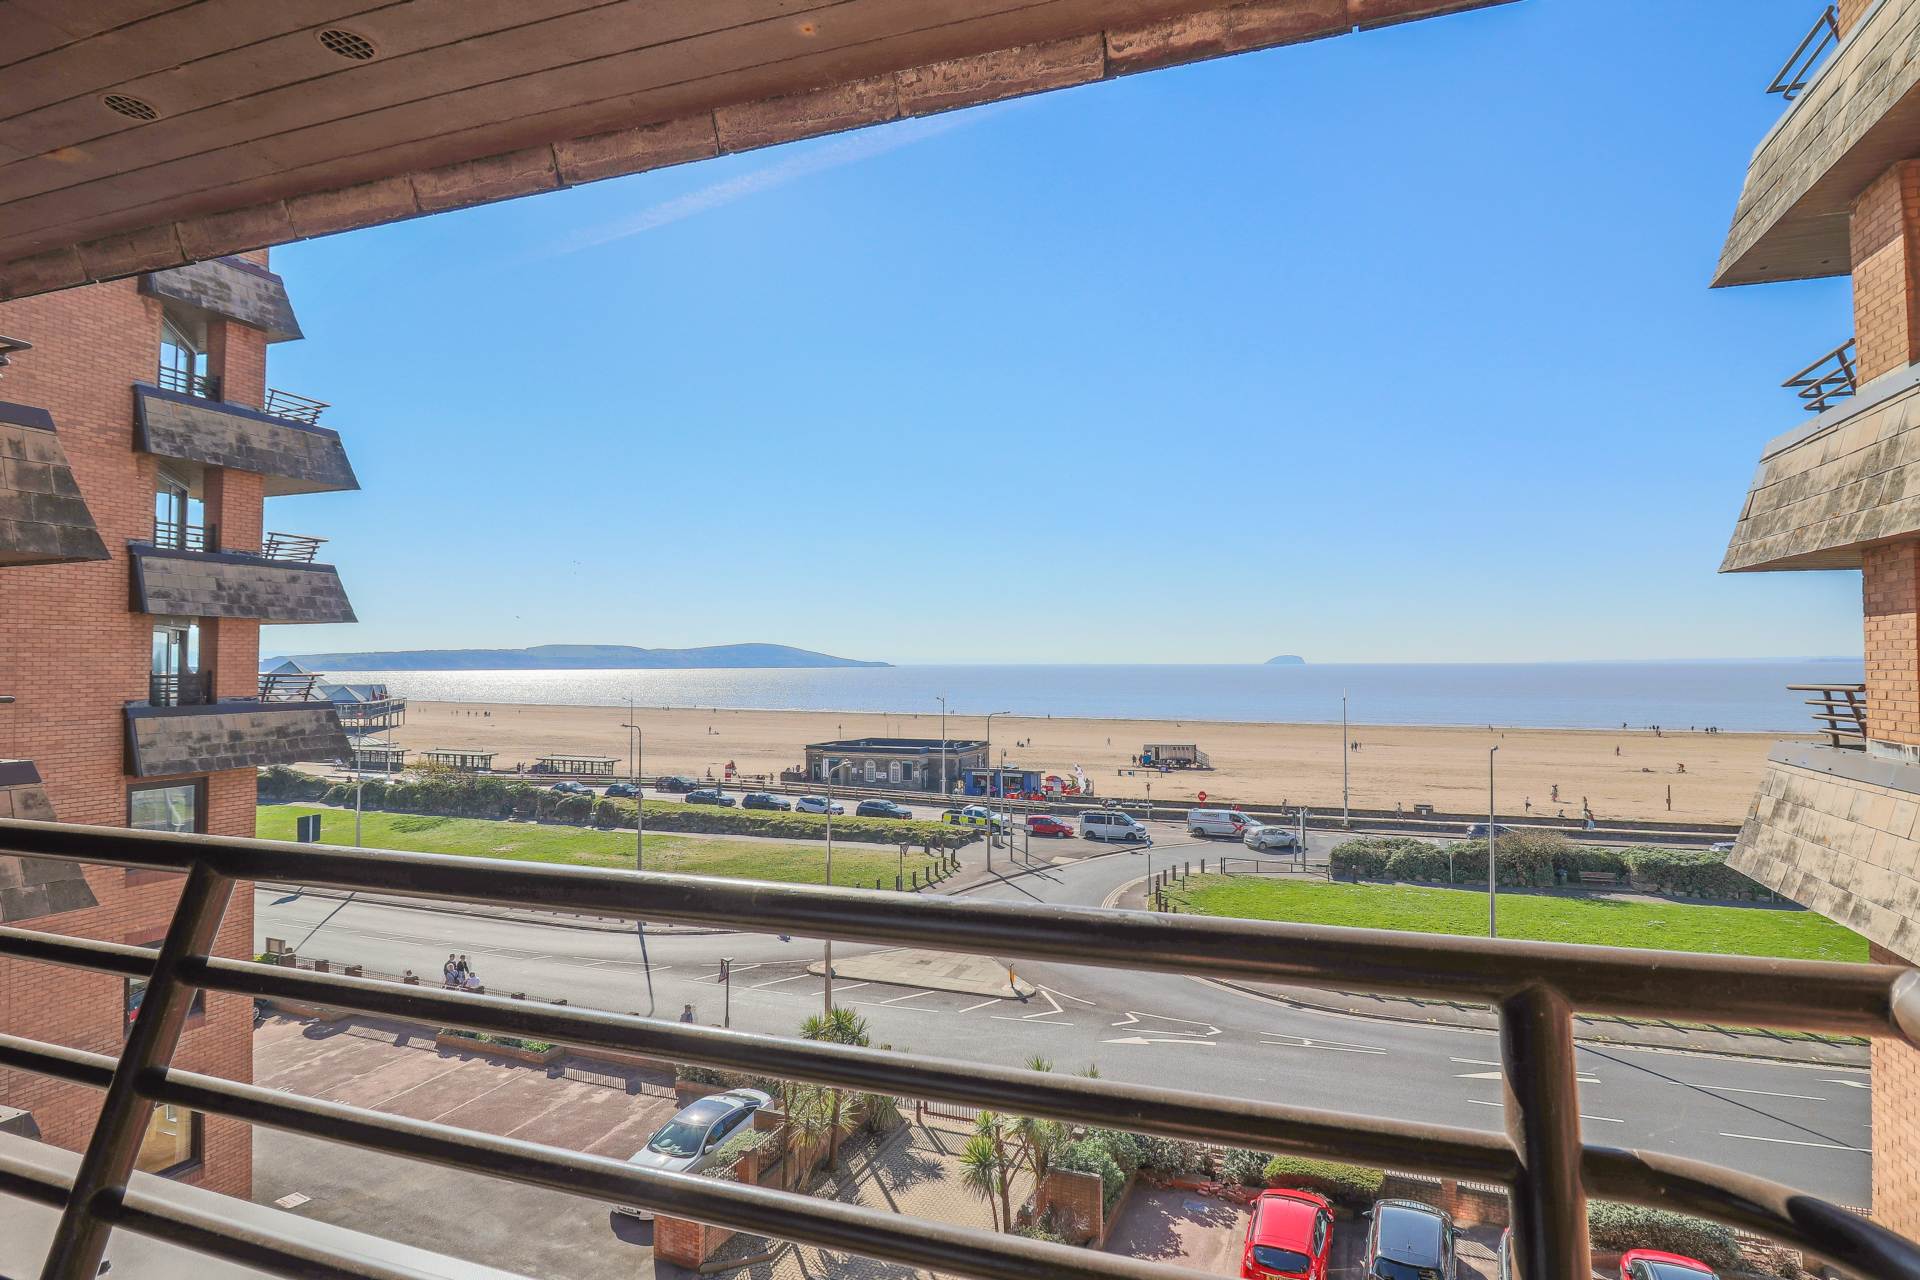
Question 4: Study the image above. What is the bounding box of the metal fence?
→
[1783,338,1859,412]
[262,387,329,425]
[0,815,1918,1280]
[1766,4,1840,101]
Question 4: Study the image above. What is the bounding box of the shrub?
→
[1134,1134,1208,1175]
[1259,1157,1384,1209]
[1555,845,1629,879]
[1056,1139,1128,1212]
[257,765,328,803]
[438,1028,554,1053]
[1587,1202,1740,1270]
[1381,841,1457,884]
[1624,849,1762,899]
[1216,1147,1270,1187]
[1458,828,1569,887]
[1085,1129,1144,1174]
[1331,837,1431,880]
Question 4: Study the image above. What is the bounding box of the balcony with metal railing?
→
[154,365,220,400]
[144,671,215,709]
[1766,5,1840,103]
[1790,682,1868,748]
[1783,338,1857,412]
[0,817,1916,1280]
[262,387,329,425]
[150,517,215,553]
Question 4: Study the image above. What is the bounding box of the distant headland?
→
[263,643,889,671]
[1265,655,1307,665]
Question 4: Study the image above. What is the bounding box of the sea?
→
[318,660,1868,733]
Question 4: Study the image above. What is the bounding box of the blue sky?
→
[264,0,1862,666]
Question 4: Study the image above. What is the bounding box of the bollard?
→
[912,869,921,889]
[895,874,903,891]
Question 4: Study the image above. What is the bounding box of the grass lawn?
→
[256,805,940,890]
[1161,875,1869,964]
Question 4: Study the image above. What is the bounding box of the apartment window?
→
[134,1104,202,1177]
[158,316,210,397]
[149,622,203,706]
[129,781,203,834]
[153,472,205,550]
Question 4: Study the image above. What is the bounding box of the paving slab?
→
[806,947,1036,998]
[1103,1187,1248,1275]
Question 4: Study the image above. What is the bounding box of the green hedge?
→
[306,773,976,850]
[1056,1139,1128,1212]
[439,1027,555,1053]
[1625,849,1762,899]
[258,765,329,804]
[1216,1148,1270,1187]
[1587,1201,1740,1269]
[1330,837,1438,880]
[1341,829,1761,899]
[1259,1157,1384,1209]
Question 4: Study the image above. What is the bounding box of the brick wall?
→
[1840,0,1873,35]
[1851,161,1920,384]
[1871,943,1920,1234]
[1864,542,1920,744]
[0,261,272,1198]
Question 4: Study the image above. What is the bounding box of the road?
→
[254,832,1873,1209]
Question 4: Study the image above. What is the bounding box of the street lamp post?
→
[1341,690,1350,828]
[937,696,949,798]
[823,758,855,1014]
[622,704,645,872]
[1488,745,1499,938]
[983,710,1010,867]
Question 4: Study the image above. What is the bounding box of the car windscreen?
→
[1372,1262,1439,1280]
[647,1119,708,1158]
[1252,1245,1313,1275]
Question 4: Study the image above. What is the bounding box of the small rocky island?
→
[1265,655,1307,665]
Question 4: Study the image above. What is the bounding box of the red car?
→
[1620,1250,1717,1280]
[1241,1189,1333,1280]
[1025,814,1073,837]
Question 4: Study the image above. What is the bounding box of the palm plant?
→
[799,1008,871,1165]
[959,1130,1010,1232]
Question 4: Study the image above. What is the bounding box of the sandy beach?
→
[385,702,1784,824]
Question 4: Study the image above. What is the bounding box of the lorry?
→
[1141,743,1210,770]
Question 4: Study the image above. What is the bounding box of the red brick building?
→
[0,252,354,1198]
[1717,0,1920,1237]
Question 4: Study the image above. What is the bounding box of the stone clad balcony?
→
[128,533,355,625]
[133,384,356,497]
[0,398,107,568]
[122,698,349,778]
[139,257,302,344]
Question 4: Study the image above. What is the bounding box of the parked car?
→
[1240,1188,1333,1280]
[1363,1199,1455,1280]
[1025,814,1074,838]
[1079,809,1151,843]
[686,789,735,807]
[1464,823,1515,839]
[795,795,845,815]
[742,792,792,812]
[1620,1249,1718,1280]
[1245,825,1299,852]
[1709,840,1735,853]
[613,1088,771,1219]
[603,782,638,798]
[1188,808,1259,839]
[656,776,700,794]
[548,781,593,796]
[943,805,1006,832]
[856,799,914,820]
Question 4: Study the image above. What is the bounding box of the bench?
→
[1577,871,1619,887]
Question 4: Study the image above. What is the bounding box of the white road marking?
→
[879,991,934,1005]
[1825,1079,1872,1091]
[993,987,1073,1026]
[1044,986,1096,1007]
[701,964,760,983]
[1455,1069,1597,1084]
[1111,1011,1221,1036]
[1262,1034,1387,1056]
[954,998,1001,1014]
[749,973,812,989]
[1719,1132,1868,1152]
[991,1015,1075,1026]
[1104,1035,1218,1047]
[1468,1099,1620,1125]
[831,982,871,994]
[1697,1085,1827,1102]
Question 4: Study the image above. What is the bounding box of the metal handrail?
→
[1787,681,1868,748]
[260,531,326,563]
[263,387,329,425]
[145,671,214,708]
[155,365,219,400]
[151,518,214,553]
[1767,4,1841,101]
[1783,338,1857,411]
[0,334,30,375]
[0,816,1916,1280]
[256,672,321,702]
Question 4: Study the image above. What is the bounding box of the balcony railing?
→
[260,531,325,564]
[262,387,329,425]
[1790,681,1868,748]
[0,819,1917,1280]
[1767,4,1841,102]
[151,518,214,553]
[1783,338,1857,412]
[146,671,214,708]
[256,671,322,702]
[0,333,30,376]
[155,365,220,400]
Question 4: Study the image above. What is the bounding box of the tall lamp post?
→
[1487,745,1499,938]
[823,758,856,1014]
[1341,690,1350,828]
[936,695,950,797]
[621,704,645,872]
[983,710,1010,867]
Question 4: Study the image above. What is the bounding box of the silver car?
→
[1244,825,1299,852]
[614,1087,771,1218]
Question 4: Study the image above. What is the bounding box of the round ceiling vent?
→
[317,28,377,60]
[102,93,158,122]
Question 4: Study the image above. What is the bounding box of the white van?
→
[1186,808,1259,839]
[1080,810,1151,843]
